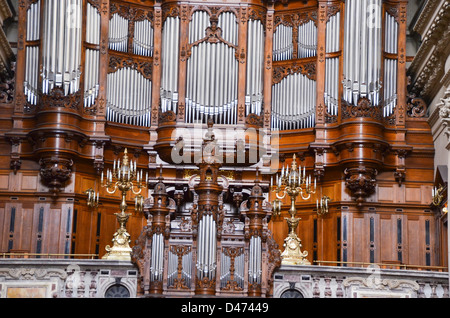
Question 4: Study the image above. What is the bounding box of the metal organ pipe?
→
[383,12,398,118]
[161,16,180,114]
[271,73,316,131]
[343,0,382,106]
[185,11,239,125]
[298,20,317,58]
[109,13,128,52]
[196,215,217,281]
[324,12,340,117]
[273,24,293,61]
[41,0,82,96]
[150,233,164,282]
[133,19,154,57]
[248,236,262,286]
[246,19,264,117]
[84,2,100,109]
[106,67,152,126]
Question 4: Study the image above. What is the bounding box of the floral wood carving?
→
[344,166,378,207]
[39,156,74,196]
[341,97,382,120]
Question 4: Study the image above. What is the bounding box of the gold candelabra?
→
[431,185,444,207]
[99,148,148,261]
[271,154,316,265]
[317,195,331,216]
[84,187,99,208]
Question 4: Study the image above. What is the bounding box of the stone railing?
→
[0,259,138,298]
[273,265,449,298]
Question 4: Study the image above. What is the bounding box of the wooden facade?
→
[0,0,446,297]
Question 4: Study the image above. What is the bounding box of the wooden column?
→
[96,0,109,121]
[237,6,248,124]
[263,6,274,129]
[395,0,408,128]
[315,2,327,129]
[151,5,162,127]
[176,4,189,123]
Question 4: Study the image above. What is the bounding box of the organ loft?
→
[0,0,449,298]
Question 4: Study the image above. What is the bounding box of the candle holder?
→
[271,154,316,265]
[100,148,148,261]
[84,187,99,208]
[317,195,331,216]
[431,185,444,207]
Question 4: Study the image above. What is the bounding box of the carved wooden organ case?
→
[5,0,438,292]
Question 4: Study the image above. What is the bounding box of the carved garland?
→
[272,60,316,84]
[108,55,152,80]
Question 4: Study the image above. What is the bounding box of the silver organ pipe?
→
[24,0,40,105]
[150,233,164,283]
[219,249,245,289]
[161,16,180,113]
[26,0,40,42]
[42,0,82,96]
[167,246,193,288]
[271,73,316,131]
[196,215,217,282]
[185,11,238,124]
[108,13,128,52]
[133,19,154,57]
[343,0,382,106]
[248,236,262,286]
[297,20,317,58]
[245,19,264,116]
[84,2,100,109]
[324,12,340,117]
[106,67,152,126]
[272,24,293,62]
[383,12,398,118]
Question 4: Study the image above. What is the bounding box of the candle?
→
[316,199,319,210]
[314,177,316,190]
[113,159,116,171]
[270,176,273,188]
[101,171,103,184]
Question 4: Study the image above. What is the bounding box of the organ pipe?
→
[343,0,382,106]
[106,67,152,127]
[185,11,239,124]
[271,73,316,131]
[383,12,398,118]
[196,215,217,281]
[324,12,340,117]
[109,13,128,52]
[297,20,317,58]
[273,24,293,61]
[84,2,100,109]
[245,19,264,116]
[150,233,164,282]
[41,0,82,96]
[161,16,180,114]
[133,19,154,57]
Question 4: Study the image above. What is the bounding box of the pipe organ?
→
[343,0,382,107]
[42,0,83,96]
[161,16,180,114]
[7,0,437,300]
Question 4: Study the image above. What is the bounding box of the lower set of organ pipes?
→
[149,222,263,290]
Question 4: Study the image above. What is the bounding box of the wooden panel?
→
[20,174,38,191]
[406,218,420,265]
[380,216,395,262]
[0,174,9,190]
[378,186,394,202]
[405,187,421,203]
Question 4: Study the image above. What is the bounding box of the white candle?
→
[101,171,103,184]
